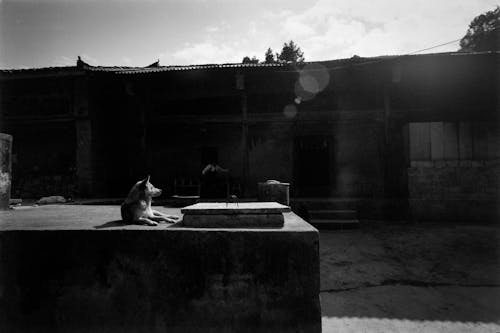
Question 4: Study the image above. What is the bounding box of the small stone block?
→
[258,181,290,205]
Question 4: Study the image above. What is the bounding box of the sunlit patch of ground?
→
[318,224,500,332]
[322,316,500,333]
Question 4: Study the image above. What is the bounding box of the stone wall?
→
[407,121,499,221]
[408,160,499,221]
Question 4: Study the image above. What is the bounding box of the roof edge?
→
[1,50,498,74]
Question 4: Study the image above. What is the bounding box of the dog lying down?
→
[121,176,180,226]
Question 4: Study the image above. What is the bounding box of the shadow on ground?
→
[94,219,183,229]
[94,220,125,229]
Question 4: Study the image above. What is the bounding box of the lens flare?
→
[283,104,298,118]
[294,63,330,102]
[299,74,320,94]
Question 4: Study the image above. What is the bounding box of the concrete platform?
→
[0,205,320,332]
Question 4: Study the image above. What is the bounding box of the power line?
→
[276,23,500,73]
[407,38,462,55]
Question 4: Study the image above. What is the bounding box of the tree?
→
[276,40,305,63]
[264,47,275,63]
[459,7,500,52]
[242,56,259,64]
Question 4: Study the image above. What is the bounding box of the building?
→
[1,51,498,221]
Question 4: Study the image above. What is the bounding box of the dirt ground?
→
[319,223,500,332]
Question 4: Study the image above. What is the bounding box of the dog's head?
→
[126,175,162,201]
[139,175,162,198]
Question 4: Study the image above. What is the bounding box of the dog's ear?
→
[140,175,150,188]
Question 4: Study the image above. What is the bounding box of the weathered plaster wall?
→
[332,120,385,197]
[248,122,294,195]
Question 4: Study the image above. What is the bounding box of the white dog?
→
[121,176,179,226]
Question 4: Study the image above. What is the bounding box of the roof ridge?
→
[2,51,498,73]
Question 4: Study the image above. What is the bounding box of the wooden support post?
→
[74,76,93,197]
[241,91,249,197]
[383,83,392,199]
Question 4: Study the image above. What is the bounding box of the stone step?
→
[308,218,360,230]
[291,198,359,210]
[309,209,357,220]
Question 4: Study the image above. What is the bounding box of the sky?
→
[0,0,497,69]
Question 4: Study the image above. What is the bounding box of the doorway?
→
[294,136,332,197]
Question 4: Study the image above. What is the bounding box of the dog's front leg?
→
[149,215,177,223]
[137,217,158,226]
[152,210,180,220]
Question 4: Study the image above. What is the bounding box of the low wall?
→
[0,205,320,333]
[408,160,500,222]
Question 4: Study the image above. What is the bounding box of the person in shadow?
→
[201,158,229,199]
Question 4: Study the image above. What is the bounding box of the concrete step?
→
[308,218,360,230]
[309,209,357,220]
[291,198,359,210]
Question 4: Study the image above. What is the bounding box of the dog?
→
[121,176,179,226]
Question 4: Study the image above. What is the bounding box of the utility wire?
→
[276,23,500,73]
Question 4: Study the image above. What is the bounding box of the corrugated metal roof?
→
[112,62,288,74]
[1,51,497,76]
[0,66,79,74]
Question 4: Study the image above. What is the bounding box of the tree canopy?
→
[460,6,500,52]
[264,48,275,63]
[242,56,259,64]
[241,41,305,64]
[276,40,305,63]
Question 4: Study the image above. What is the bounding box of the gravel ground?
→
[319,223,500,332]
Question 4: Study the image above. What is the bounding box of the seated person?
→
[202,162,228,176]
[201,160,229,198]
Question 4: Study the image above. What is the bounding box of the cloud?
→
[157,0,498,66]
[205,21,230,34]
[169,41,247,64]
[268,0,498,60]
[121,57,133,65]
[80,53,99,65]
[206,26,220,33]
[51,55,74,66]
[52,54,99,67]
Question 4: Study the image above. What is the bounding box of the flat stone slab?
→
[181,202,291,215]
[180,202,290,228]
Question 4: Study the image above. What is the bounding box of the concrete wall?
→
[0,210,321,333]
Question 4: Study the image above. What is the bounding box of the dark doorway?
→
[201,146,218,165]
[294,136,332,197]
